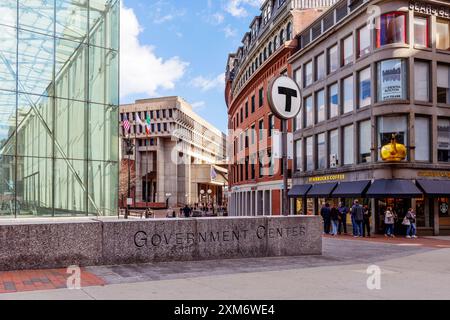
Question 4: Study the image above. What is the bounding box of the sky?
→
[120,0,265,133]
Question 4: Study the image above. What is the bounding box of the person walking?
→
[320,203,331,234]
[351,200,364,237]
[183,204,191,218]
[404,208,417,239]
[330,204,339,236]
[384,207,395,237]
[362,205,371,237]
[337,202,348,235]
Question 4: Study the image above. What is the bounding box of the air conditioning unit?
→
[330,154,338,168]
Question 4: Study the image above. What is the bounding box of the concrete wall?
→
[0,216,322,271]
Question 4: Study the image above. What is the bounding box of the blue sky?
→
[120,0,264,133]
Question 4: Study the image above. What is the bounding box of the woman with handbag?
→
[384,207,395,238]
[404,208,417,239]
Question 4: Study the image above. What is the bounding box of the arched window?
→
[255,57,258,68]
[274,35,278,50]
[259,52,263,63]
[286,22,292,40]
[264,47,267,60]
[280,29,285,44]
[269,41,273,55]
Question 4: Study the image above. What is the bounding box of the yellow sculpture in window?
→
[381,133,406,162]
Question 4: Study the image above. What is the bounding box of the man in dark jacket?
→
[320,203,331,234]
[352,200,364,237]
[338,202,348,234]
[362,205,371,237]
[182,205,191,218]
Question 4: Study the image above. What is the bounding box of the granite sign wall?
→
[0,216,322,271]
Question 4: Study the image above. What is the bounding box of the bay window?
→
[376,12,407,47]
[414,16,429,47]
[316,89,325,123]
[358,67,371,108]
[343,125,354,165]
[437,19,450,51]
[377,59,407,102]
[415,117,430,162]
[438,118,450,163]
[359,120,371,163]
[414,61,430,102]
[377,116,408,161]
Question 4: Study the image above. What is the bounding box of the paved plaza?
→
[1,236,450,300]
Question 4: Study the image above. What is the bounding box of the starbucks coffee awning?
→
[416,180,450,198]
[366,179,423,198]
[331,180,371,198]
[288,184,312,198]
[306,182,338,198]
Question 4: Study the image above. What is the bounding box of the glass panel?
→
[437,19,450,51]
[377,116,408,161]
[344,125,354,165]
[305,61,312,87]
[359,25,370,56]
[414,16,428,47]
[329,83,339,118]
[414,61,430,102]
[359,120,371,163]
[16,156,53,217]
[305,96,313,127]
[0,1,17,28]
[328,45,338,73]
[343,35,353,65]
[343,76,354,113]
[0,24,17,91]
[0,90,17,156]
[377,13,406,47]
[56,0,88,43]
[0,155,15,218]
[88,160,118,216]
[316,89,325,123]
[17,94,53,158]
[330,129,339,167]
[295,139,302,172]
[317,133,326,169]
[316,53,325,81]
[377,59,407,102]
[18,30,54,96]
[306,136,313,171]
[415,117,429,162]
[437,64,450,104]
[18,0,55,36]
[89,46,119,105]
[359,67,371,108]
[438,118,450,163]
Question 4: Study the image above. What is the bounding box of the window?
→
[258,88,263,108]
[305,96,313,127]
[438,118,450,162]
[358,25,370,57]
[273,35,278,50]
[287,22,292,40]
[415,117,430,162]
[259,119,264,140]
[280,29,285,44]
[328,44,338,74]
[359,120,371,163]
[306,136,313,171]
[437,64,450,104]
[330,129,339,167]
[315,53,325,81]
[268,114,274,137]
[343,76,354,114]
[240,108,243,123]
[251,96,255,112]
[414,61,430,102]
[414,16,429,47]
[376,12,406,47]
[245,102,249,118]
[295,106,302,131]
[437,19,450,51]
[377,116,408,161]
[294,67,302,89]
[295,139,302,172]
[377,59,407,102]
[268,42,273,55]
[329,83,339,118]
[343,125,354,165]
[316,89,325,123]
[251,124,255,145]
[317,133,326,169]
[342,35,354,66]
[359,67,371,108]
[304,61,313,87]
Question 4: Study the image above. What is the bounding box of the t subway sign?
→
[267,76,302,120]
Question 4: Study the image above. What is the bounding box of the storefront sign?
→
[418,171,450,179]
[379,59,403,100]
[308,174,345,183]
[409,1,450,19]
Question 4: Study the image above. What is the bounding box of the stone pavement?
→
[1,236,450,299]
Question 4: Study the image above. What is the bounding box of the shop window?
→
[415,117,430,162]
[329,83,339,118]
[305,96,313,127]
[316,89,325,123]
[377,116,408,161]
[317,133,326,169]
[436,19,450,51]
[437,64,450,104]
[343,125,354,165]
[295,139,302,172]
[359,120,371,163]
[358,67,371,108]
[358,24,371,57]
[414,61,430,102]
[329,129,339,168]
[342,35,354,66]
[306,136,313,171]
[376,12,407,47]
[304,61,313,87]
[328,44,338,74]
[315,53,325,81]
[438,118,450,163]
[414,16,429,47]
[343,75,354,114]
[377,59,407,102]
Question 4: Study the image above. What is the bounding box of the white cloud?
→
[223,25,237,38]
[191,73,225,92]
[191,101,206,110]
[120,3,189,99]
[224,0,263,18]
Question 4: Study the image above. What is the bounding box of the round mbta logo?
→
[267,76,302,120]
